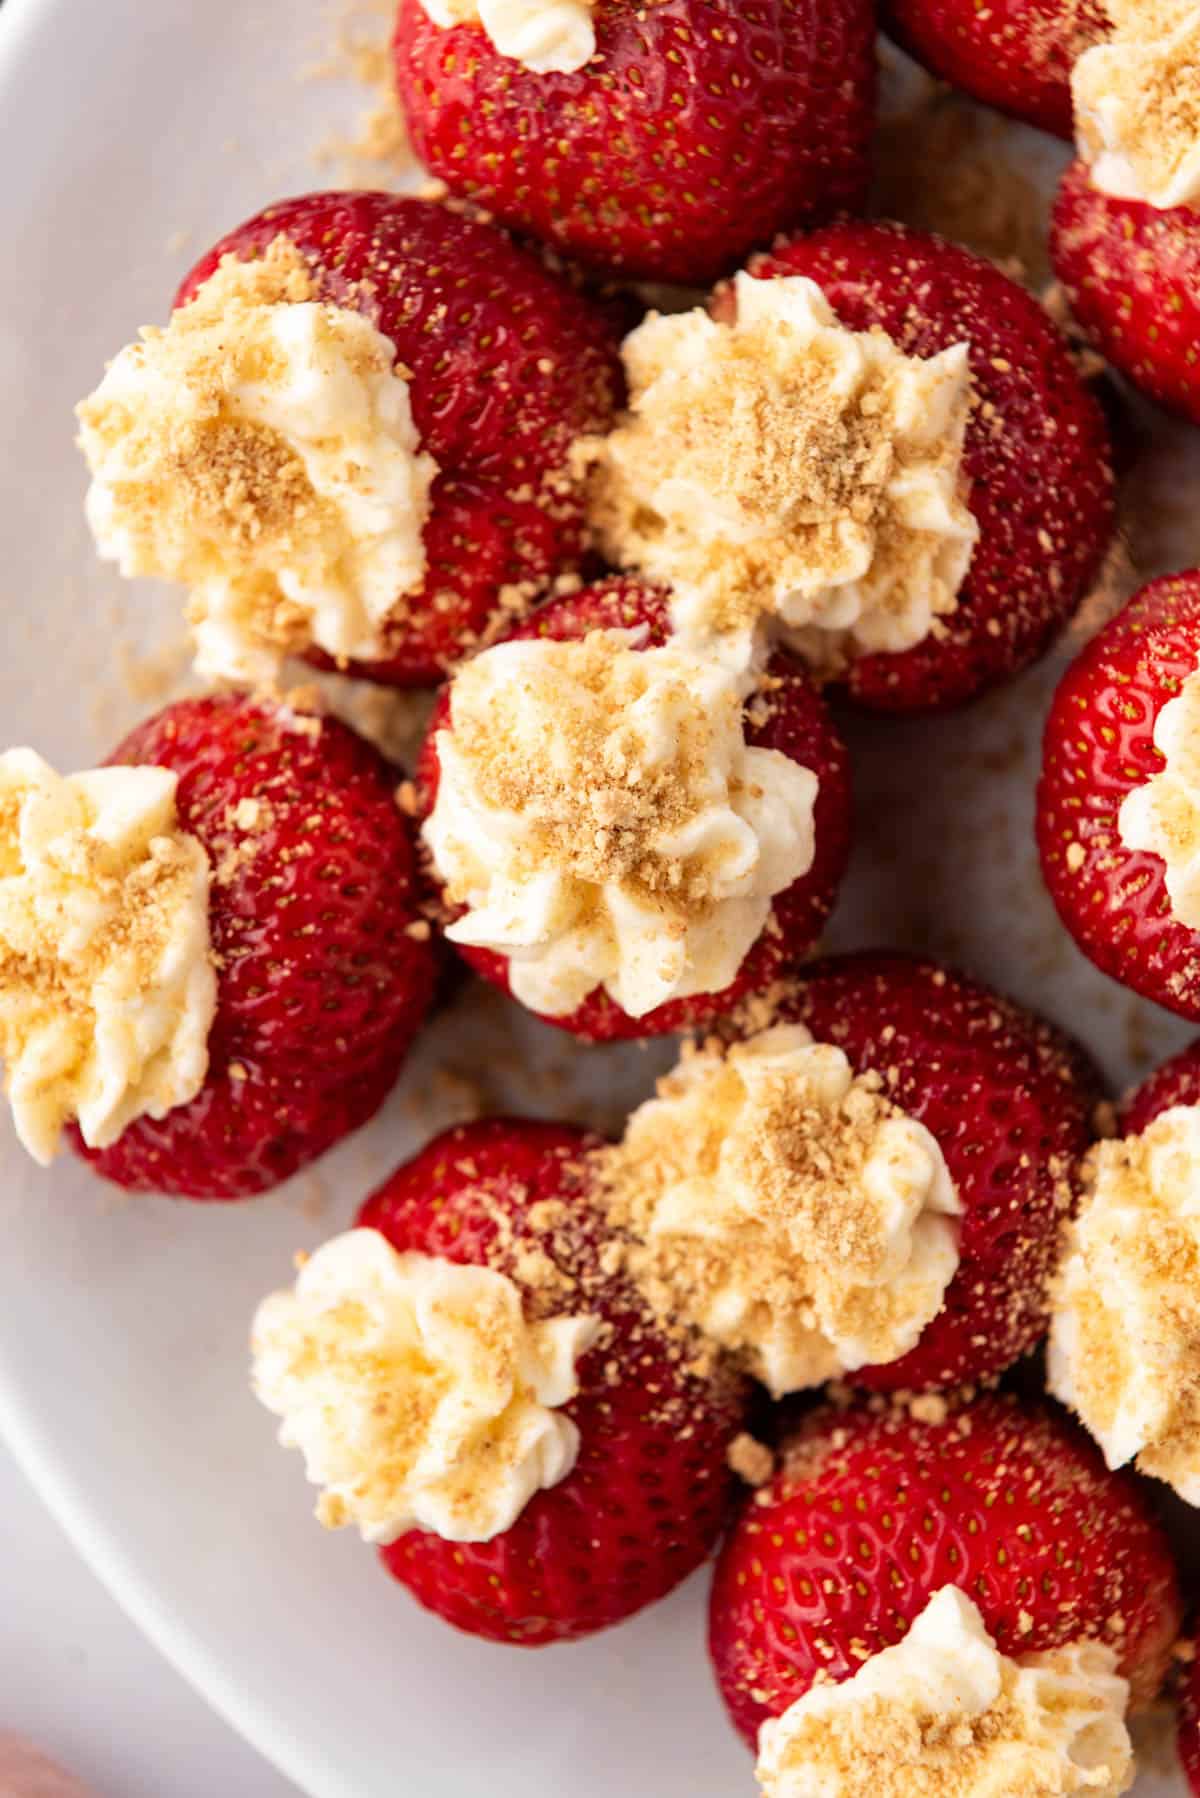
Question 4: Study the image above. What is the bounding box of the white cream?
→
[756,1587,1133,1798]
[1049,1104,1200,1504]
[78,261,438,686]
[1119,668,1200,926]
[418,0,596,72]
[1073,1,1200,211]
[422,629,818,1019]
[586,274,979,671]
[251,1229,600,1545]
[602,1025,961,1395]
[0,750,215,1164]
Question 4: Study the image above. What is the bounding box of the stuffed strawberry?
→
[883,0,1111,138]
[391,0,877,284]
[251,1117,748,1646]
[76,192,623,689]
[1038,570,1200,1020]
[1049,1037,1200,1507]
[584,223,1115,714]
[0,694,437,1200]
[415,576,851,1042]
[709,1393,1182,1766]
[756,952,1100,1391]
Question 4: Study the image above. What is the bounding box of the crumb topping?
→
[76,238,438,685]
[1049,1104,1200,1504]
[593,1025,961,1395]
[422,629,818,1019]
[1117,665,1200,926]
[1073,0,1200,210]
[0,750,214,1164]
[756,1587,1133,1798]
[251,1228,600,1545]
[583,273,978,674]
[417,0,596,73]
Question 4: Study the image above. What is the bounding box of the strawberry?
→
[709,1392,1183,1749]
[391,0,877,284]
[175,192,623,684]
[883,0,1111,138]
[1052,159,1200,427]
[1122,1036,1200,1137]
[1037,571,1200,1021]
[742,221,1116,713]
[415,576,853,1043]
[768,952,1099,1390]
[357,1117,748,1645]
[72,694,437,1200]
[1180,1649,1200,1795]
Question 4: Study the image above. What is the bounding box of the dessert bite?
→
[883,0,1111,138]
[1049,1037,1200,1504]
[76,193,623,688]
[584,224,1115,713]
[416,578,852,1041]
[1038,570,1200,1020]
[1049,2,1200,423]
[391,0,877,283]
[251,1117,748,1645]
[709,1394,1182,1761]
[0,695,436,1199]
[748,953,1099,1390]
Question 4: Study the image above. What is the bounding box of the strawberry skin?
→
[773,953,1099,1390]
[1038,572,1200,1020]
[1123,1037,1200,1137]
[709,1393,1183,1748]
[744,221,1116,713]
[1180,1650,1200,1795]
[884,0,1110,139]
[416,577,853,1043]
[1053,159,1200,427]
[358,1118,748,1646]
[71,695,437,1200]
[177,193,623,685]
[392,0,877,285]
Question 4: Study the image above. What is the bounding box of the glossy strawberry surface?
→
[392,0,876,283]
[709,1392,1182,1747]
[360,1118,747,1645]
[73,695,437,1199]
[745,222,1116,713]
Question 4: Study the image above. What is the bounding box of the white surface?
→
[0,0,1197,1795]
[0,1445,297,1797]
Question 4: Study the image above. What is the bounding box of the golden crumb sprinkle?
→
[582,273,978,672]
[594,1024,961,1395]
[0,751,215,1164]
[1050,1104,1200,1503]
[727,1432,776,1487]
[76,238,438,686]
[1073,0,1200,210]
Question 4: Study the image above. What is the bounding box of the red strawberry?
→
[357,1117,748,1645]
[768,952,1099,1390]
[72,694,437,1200]
[883,0,1111,138]
[1038,571,1200,1021]
[709,1392,1183,1749]
[176,192,623,684]
[1123,1036,1200,1137]
[741,221,1116,713]
[391,0,877,284]
[1180,1649,1200,1794]
[416,576,852,1043]
[1052,160,1200,427]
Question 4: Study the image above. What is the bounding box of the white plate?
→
[0,1,1195,1792]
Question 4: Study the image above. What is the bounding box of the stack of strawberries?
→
[6,2,1200,1792]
